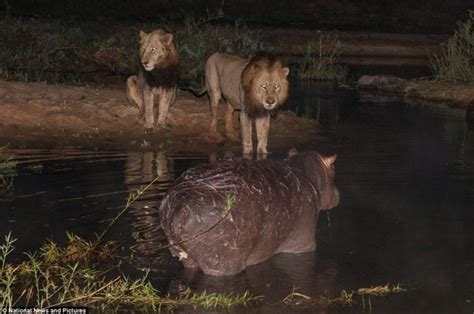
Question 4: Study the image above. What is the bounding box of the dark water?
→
[1,82,473,313]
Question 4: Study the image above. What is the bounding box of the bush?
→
[430,10,474,82]
[298,32,348,83]
[0,12,268,86]
[176,12,267,86]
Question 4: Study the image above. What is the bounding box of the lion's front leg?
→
[255,115,270,157]
[240,110,253,158]
[156,88,175,128]
[143,86,155,129]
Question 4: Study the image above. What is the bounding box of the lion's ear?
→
[252,63,261,73]
[161,34,174,46]
[282,67,290,77]
[139,30,146,41]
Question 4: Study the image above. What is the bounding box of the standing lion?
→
[187,52,289,157]
[126,28,179,129]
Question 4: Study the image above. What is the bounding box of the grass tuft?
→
[0,233,260,310]
[283,283,406,310]
[430,10,474,82]
[298,32,348,83]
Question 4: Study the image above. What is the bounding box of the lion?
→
[187,52,289,157]
[126,28,179,129]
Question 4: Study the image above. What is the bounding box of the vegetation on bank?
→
[175,11,267,85]
[0,232,260,310]
[0,9,352,86]
[430,10,473,82]
[283,284,406,310]
[0,11,267,86]
[298,32,349,83]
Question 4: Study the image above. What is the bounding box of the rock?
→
[357,75,408,92]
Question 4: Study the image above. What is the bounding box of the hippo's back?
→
[159,158,319,276]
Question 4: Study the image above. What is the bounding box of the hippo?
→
[159,150,340,276]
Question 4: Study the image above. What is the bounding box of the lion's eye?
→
[151,47,157,52]
[261,85,267,91]
[274,85,280,90]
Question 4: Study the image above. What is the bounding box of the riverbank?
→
[357,75,474,108]
[0,80,318,152]
[405,80,474,108]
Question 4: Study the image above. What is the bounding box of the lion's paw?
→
[156,122,172,130]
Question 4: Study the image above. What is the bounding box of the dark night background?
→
[1,0,472,33]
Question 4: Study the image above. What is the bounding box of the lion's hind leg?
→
[204,88,225,144]
[126,75,143,112]
[224,101,240,142]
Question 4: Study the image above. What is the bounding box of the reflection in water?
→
[124,152,173,268]
[1,83,473,313]
[283,81,350,130]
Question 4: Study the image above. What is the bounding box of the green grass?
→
[298,32,348,83]
[0,232,260,310]
[26,164,44,174]
[222,193,236,216]
[0,159,17,173]
[430,10,474,82]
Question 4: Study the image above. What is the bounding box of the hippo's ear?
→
[288,148,298,157]
[322,154,337,167]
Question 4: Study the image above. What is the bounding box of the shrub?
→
[298,32,348,83]
[176,13,267,86]
[430,10,474,82]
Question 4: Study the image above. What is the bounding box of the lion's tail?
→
[178,82,207,97]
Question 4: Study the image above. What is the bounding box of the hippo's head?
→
[289,150,340,210]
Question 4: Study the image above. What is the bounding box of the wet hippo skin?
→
[159,151,340,276]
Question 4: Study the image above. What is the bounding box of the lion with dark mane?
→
[189,52,289,157]
[126,28,179,129]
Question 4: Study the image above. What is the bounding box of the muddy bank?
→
[0,80,318,152]
[405,80,474,108]
[357,75,474,108]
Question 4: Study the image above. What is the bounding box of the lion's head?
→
[139,29,178,72]
[241,53,290,118]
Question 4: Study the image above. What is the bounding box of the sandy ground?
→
[0,80,319,153]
